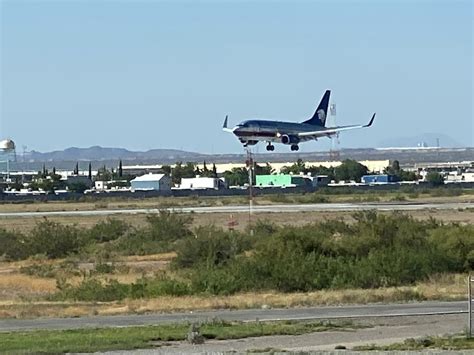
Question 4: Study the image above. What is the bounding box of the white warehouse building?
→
[179,176,226,190]
[130,173,172,191]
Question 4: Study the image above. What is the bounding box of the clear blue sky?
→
[1,0,472,153]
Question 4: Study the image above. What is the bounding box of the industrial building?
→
[256,174,310,188]
[361,174,399,184]
[179,177,226,190]
[303,174,331,187]
[130,173,171,191]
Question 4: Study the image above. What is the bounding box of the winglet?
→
[364,113,376,127]
[223,115,228,129]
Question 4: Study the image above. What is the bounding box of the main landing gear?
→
[290,144,299,151]
[266,143,275,151]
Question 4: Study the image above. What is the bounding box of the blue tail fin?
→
[302,90,331,126]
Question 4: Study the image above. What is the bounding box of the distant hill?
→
[14,145,474,172]
[25,146,209,162]
[378,133,463,148]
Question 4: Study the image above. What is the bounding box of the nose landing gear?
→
[266,143,275,151]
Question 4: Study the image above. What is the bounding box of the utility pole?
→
[469,273,473,338]
[246,148,254,235]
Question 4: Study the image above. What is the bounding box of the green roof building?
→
[255,174,307,187]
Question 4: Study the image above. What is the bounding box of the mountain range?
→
[25,146,209,162]
[13,145,473,173]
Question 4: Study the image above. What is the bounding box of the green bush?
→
[54,275,191,301]
[425,172,445,186]
[429,187,463,197]
[134,275,190,297]
[88,219,130,243]
[93,262,116,274]
[27,220,87,259]
[0,228,28,261]
[175,212,473,295]
[173,225,252,269]
[107,211,195,256]
[146,211,193,242]
[20,263,57,278]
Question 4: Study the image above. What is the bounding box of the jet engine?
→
[280,134,299,145]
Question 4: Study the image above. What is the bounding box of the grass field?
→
[0,261,466,319]
[1,208,474,233]
[0,189,472,214]
[0,197,472,319]
[0,319,357,353]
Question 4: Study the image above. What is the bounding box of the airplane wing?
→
[222,115,236,133]
[298,113,376,138]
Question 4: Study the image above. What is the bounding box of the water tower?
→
[0,139,17,181]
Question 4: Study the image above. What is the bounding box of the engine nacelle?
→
[280,134,299,145]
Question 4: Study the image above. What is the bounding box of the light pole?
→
[246,148,254,235]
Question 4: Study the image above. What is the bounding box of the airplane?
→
[223,90,375,151]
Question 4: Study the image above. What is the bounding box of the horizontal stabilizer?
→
[222,115,235,133]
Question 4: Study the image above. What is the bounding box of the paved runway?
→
[0,202,472,218]
[0,301,466,332]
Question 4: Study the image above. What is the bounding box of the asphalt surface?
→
[0,301,467,332]
[0,202,473,218]
[98,314,467,354]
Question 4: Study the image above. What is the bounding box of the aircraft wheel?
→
[291,144,299,151]
[266,144,274,151]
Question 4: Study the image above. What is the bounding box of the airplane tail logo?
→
[302,90,331,127]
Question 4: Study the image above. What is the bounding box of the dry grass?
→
[0,253,174,302]
[0,192,471,214]
[0,274,56,300]
[0,273,467,319]
[123,253,176,262]
[1,208,473,233]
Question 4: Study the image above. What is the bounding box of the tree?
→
[280,159,306,174]
[334,159,368,182]
[67,181,88,193]
[384,160,418,181]
[10,178,23,191]
[172,162,196,185]
[118,159,123,178]
[223,167,248,186]
[73,162,79,175]
[254,163,274,176]
[391,160,400,172]
[398,170,418,181]
[161,165,172,177]
[96,165,112,181]
[88,162,92,180]
[41,164,47,178]
[212,163,218,178]
[426,171,444,186]
[306,165,336,180]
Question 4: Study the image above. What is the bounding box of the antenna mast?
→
[329,103,340,161]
